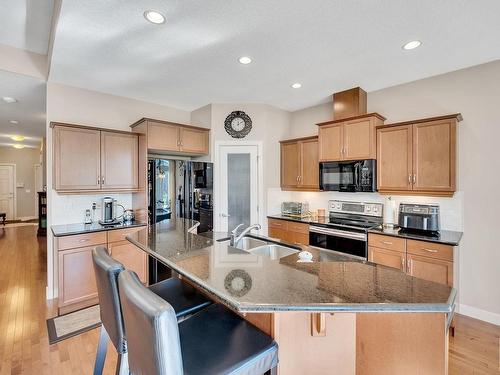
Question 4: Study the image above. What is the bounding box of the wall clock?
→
[224,111,252,138]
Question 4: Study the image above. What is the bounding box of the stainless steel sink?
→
[248,244,300,260]
[233,236,268,250]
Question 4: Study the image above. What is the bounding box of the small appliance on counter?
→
[99,197,121,226]
[398,203,440,234]
[281,202,310,218]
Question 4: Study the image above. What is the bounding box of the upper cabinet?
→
[133,118,209,155]
[377,114,461,197]
[52,123,139,193]
[280,136,319,191]
[317,113,385,161]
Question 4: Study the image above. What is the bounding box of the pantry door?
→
[215,142,262,233]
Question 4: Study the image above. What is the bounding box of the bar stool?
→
[118,270,279,375]
[91,246,212,375]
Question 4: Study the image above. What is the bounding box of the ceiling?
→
[47,1,500,111]
[0,0,54,55]
[0,71,46,148]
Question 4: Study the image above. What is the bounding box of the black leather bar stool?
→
[91,246,212,375]
[118,270,279,375]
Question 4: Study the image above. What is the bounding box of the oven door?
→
[320,161,357,191]
[309,225,367,259]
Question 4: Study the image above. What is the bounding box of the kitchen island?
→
[127,218,456,375]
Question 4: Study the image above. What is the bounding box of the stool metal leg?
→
[116,352,129,375]
[93,326,109,375]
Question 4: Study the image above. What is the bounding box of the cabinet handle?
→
[408,174,412,184]
[78,239,89,243]
[97,177,100,185]
[408,259,412,272]
[413,174,416,184]
[423,248,438,253]
[102,177,105,184]
[401,257,406,269]
[381,241,393,245]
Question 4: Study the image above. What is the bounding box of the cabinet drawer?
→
[368,246,405,271]
[268,219,288,230]
[107,227,144,243]
[57,232,107,251]
[368,234,406,253]
[288,222,309,234]
[407,240,453,261]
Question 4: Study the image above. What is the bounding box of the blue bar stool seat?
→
[118,270,279,375]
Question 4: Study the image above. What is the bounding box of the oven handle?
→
[309,226,367,241]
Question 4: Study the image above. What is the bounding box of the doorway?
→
[0,164,16,220]
[214,142,263,233]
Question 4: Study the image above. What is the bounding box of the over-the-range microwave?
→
[319,159,376,192]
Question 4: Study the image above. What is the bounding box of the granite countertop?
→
[51,220,147,237]
[268,214,463,246]
[126,218,456,314]
[368,227,463,246]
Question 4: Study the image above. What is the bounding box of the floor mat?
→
[46,305,101,344]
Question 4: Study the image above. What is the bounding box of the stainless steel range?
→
[309,200,383,259]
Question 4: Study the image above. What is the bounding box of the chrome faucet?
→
[230,223,261,246]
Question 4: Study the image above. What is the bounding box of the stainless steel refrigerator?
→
[148,159,213,231]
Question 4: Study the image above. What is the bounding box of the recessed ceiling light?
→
[2,97,18,104]
[11,135,25,142]
[12,144,25,149]
[9,120,19,125]
[402,40,422,50]
[291,83,302,89]
[144,10,165,24]
[238,56,252,65]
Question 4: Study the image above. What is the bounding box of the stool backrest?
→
[118,270,184,375]
[91,246,126,353]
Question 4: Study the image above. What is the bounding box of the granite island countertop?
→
[126,218,456,314]
[51,220,147,237]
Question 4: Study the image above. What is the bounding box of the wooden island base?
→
[244,311,449,375]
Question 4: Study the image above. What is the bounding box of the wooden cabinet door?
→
[377,125,413,191]
[318,124,343,161]
[109,240,148,284]
[53,126,101,191]
[412,119,456,192]
[407,254,453,286]
[299,138,319,189]
[58,246,100,307]
[343,118,374,160]
[179,127,209,154]
[101,131,139,189]
[368,246,405,271]
[281,142,300,189]
[147,121,180,151]
[268,227,289,242]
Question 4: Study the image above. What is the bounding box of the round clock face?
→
[224,111,252,138]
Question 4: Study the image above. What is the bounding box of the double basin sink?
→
[221,236,300,260]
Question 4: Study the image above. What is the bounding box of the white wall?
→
[46,82,191,299]
[286,60,500,325]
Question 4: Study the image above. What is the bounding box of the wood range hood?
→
[332,87,368,120]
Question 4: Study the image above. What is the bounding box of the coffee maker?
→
[99,197,120,225]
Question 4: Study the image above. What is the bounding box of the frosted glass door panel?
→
[228,154,251,231]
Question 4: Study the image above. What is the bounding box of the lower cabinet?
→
[268,218,309,245]
[108,240,147,284]
[368,246,405,271]
[56,226,146,314]
[368,234,454,287]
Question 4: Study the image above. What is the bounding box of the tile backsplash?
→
[51,193,133,225]
[267,188,463,231]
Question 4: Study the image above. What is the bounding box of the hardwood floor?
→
[0,225,498,374]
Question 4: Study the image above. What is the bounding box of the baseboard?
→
[458,303,500,326]
[18,216,37,221]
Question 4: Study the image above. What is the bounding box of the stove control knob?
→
[366,206,371,212]
[373,206,379,213]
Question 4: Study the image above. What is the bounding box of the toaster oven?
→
[281,202,310,217]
